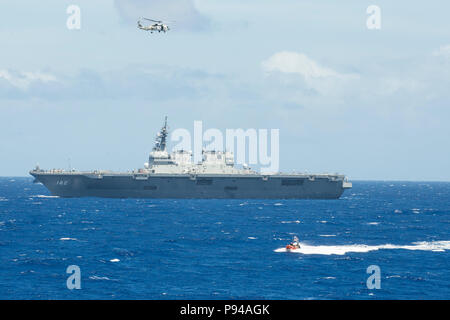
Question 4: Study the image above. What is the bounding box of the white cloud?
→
[0,70,57,90]
[261,51,359,96]
[433,44,450,57]
[0,66,231,101]
[262,51,357,80]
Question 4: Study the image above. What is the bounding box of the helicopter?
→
[137,17,170,33]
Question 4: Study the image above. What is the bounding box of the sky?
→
[0,0,449,180]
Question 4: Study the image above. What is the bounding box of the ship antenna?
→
[153,116,168,151]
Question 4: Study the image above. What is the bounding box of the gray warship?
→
[30,118,352,199]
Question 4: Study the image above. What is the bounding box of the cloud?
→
[257,48,450,122]
[0,66,230,102]
[433,44,450,58]
[114,0,210,31]
[0,70,57,90]
[261,51,359,96]
[262,51,357,80]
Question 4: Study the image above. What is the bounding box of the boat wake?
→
[274,241,450,255]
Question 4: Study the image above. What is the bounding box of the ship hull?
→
[30,172,350,199]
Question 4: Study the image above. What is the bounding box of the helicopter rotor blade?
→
[143,17,163,23]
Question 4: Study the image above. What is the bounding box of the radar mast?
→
[153,116,168,151]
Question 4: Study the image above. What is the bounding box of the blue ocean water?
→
[0,177,449,299]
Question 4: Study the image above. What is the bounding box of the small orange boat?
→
[286,236,301,251]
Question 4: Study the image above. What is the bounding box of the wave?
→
[274,241,450,255]
[89,275,111,281]
[32,195,60,198]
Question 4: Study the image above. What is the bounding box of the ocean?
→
[0,177,449,299]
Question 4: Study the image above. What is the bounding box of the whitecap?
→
[89,275,111,281]
[59,237,77,241]
[33,195,60,199]
[274,203,283,206]
[281,220,300,224]
[367,222,380,225]
[110,258,120,262]
[248,237,257,240]
[319,234,336,237]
